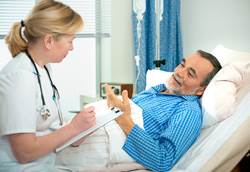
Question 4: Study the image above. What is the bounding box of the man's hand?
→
[105,84,134,135]
[105,84,131,114]
[105,84,123,109]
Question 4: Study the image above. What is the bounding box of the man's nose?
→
[176,67,186,78]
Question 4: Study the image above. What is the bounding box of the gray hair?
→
[197,50,222,86]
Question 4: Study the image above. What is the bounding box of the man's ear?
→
[43,34,54,50]
[196,86,206,96]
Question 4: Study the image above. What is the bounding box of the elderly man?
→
[106,50,222,172]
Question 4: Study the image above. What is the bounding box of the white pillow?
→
[202,45,250,127]
[212,44,250,66]
[145,69,172,89]
[201,64,244,127]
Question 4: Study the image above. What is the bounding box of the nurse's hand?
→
[70,106,96,133]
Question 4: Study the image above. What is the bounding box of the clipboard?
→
[55,107,122,152]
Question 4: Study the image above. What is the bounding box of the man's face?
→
[167,52,214,96]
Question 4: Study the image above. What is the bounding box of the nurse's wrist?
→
[65,122,80,138]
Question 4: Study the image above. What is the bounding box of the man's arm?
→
[106,84,175,171]
[115,111,135,135]
[106,84,202,171]
[122,110,202,172]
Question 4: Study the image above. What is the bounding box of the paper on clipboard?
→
[55,107,122,152]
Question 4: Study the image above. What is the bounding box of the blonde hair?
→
[5,0,83,57]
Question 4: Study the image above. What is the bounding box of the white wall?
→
[181,0,250,56]
[52,38,96,112]
[107,0,135,84]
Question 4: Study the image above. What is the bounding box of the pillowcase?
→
[202,45,250,128]
[146,45,250,128]
[200,64,244,127]
[211,44,250,66]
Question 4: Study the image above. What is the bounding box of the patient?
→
[106,50,222,172]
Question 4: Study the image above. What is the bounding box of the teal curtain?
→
[133,0,183,93]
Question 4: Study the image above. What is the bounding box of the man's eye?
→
[188,72,194,78]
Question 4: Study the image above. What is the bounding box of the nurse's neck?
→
[27,42,50,68]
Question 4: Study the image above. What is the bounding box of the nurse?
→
[0,0,96,171]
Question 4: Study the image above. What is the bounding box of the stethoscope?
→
[25,50,64,126]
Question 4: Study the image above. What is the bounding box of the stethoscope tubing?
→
[25,50,64,125]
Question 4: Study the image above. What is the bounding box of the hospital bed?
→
[56,45,250,172]
[146,68,250,172]
[172,78,250,172]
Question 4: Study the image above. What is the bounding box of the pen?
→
[69,110,80,113]
[69,107,120,114]
[110,107,121,113]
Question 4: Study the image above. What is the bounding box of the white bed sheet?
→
[56,100,145,171]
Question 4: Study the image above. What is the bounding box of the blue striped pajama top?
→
[122,84,203,172]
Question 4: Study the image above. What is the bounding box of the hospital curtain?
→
[132,0,183,93]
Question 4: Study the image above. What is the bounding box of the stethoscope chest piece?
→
[39,105,51,120]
